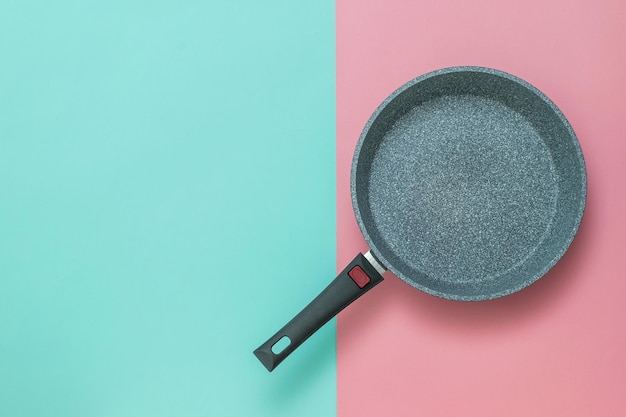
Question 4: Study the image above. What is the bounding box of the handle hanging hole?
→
[271,336,291,354]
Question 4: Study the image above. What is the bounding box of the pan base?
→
[368,94,557,284]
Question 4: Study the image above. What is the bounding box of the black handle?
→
[253,253,384,372]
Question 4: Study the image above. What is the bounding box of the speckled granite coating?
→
[351,67,586,301]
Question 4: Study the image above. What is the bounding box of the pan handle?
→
[253,252,385,372]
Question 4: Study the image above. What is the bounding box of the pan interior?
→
[353,69,586,300]
[370,94,556,282]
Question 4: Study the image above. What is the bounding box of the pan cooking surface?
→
[369,94,557,283]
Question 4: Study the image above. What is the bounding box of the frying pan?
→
[254,66,586,372]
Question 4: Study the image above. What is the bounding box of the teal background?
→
[0,1,336,416]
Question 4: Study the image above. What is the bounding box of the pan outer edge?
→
[349,66,587,301]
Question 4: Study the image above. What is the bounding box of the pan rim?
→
[350,66,587,301]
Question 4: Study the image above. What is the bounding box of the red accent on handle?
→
[348,266,371,288]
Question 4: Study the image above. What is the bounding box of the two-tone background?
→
[1,1,625,416]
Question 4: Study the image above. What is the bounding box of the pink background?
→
[336,0,626,416]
